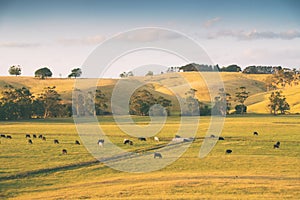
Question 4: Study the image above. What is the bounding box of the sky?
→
[0,0,300,77]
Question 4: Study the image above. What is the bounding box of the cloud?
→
[116,28,181,42]
[203,17,221,28]
[0,42,41,48]
[207,29,300,40]
[58,35,106,46]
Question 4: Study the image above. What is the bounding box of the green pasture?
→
[0,115,299,199]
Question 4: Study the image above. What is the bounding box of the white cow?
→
[154,136,159,142]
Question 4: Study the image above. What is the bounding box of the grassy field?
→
[1,115,300,199]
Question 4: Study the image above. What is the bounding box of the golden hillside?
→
[0,72,299,114]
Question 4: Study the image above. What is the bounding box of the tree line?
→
[8,65,82,79]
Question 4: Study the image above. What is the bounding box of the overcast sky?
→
[0,0,299,77]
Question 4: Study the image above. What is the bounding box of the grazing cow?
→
[226,149,232,154]
[154,152,162,158]
[138,137,147,141]
[42,136,46,141]
[38,134,43,139]
[28,139,33,144]
[25,134,31,138]
[175,135,181,138]
[218,137,225,140]
[1,134,6,138]
[6,135,12,139]
[75,140,80,145]
[98,139,104,147]
[253,131,258,136]
[274,141,280,149]
[62,149,67,154]
[154,136,159,142]
[54,139,59,144]
[123,139,133,145]
[210,134,216,138]
[183,137,195,142]
[33,134,37,138]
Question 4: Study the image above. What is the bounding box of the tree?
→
[35,67,52,79]
[94,89,108,115]
[213,88,231,115]
[68,68,82,78]
[0,85,33,120]
[120,71,134,78]
[235,86,249,115]
[8,65,21,76]
[145,71,154,76]
[38,86,63,118]
[268,91,290,115]
[182,88,199,116]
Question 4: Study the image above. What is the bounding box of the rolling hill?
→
[0,72,299,114]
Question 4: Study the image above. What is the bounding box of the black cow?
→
[25,134,31,138]
[154,152,162,158]
[123,139,133,145]
[226,149,232,154]
[42,136,46,141]
[210,134,216,138]
[218,137,225,140]
[62,149,67,154]
[175,135,181,138]
[28,139,33,144]
[138,137,147,141]
[54,139,59,144]
[38,134,43,139]
[253,131,258,136]
[6,135,12,139]
[1,134,5,138]
[274,141,280,149]
[75,140,80,145]
[33,134,37,138]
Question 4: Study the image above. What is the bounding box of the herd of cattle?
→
[0,131,281,158]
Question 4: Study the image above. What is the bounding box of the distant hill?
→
[0,72,299,114]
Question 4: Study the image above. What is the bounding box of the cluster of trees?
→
[266,68,300,90]
[8,66,82,79]
[0,85,70,120]
[129,89,172,116]
[178,63,220,72]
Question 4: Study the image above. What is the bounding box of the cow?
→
[6,135,12,139]
[154,136,159,142]
[253,131,258,136]
[1,134,6,138]
[175,135,181,138]
[218,137,225,140]
[38,134,43,139]
[25,134,31,138]
[123,139,133,145]
[226,149,232,154]
[154,152,162,158]
[62,149,67,154]
[33,134,37,138]
[54,139,59,144]
[183,137,195,142]
[42,136,46,141]
[138,137,147,141]
[75,140,80,145]
[98,139,104,147]
[210,134,216,138]
[274,141,280,149]
[28,139,33,144]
